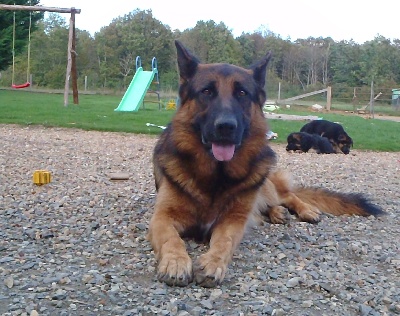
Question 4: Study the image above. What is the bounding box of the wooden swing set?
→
[0,3,81,106]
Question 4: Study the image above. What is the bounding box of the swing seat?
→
[12,82,30,89]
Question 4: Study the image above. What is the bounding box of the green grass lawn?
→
[1,89,399,151]
[0,89,175,134]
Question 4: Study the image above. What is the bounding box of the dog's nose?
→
[214,116,237,138]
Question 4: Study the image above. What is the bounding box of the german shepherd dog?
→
[148,41,384,288]
[286,132,335,154]
[300,119,353,154]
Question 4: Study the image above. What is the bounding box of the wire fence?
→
[272,82,400,116]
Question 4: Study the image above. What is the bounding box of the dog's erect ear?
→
[250,51,272,88]
[175,40,200,82]
[293,133,301,141]
[249,51,272,105]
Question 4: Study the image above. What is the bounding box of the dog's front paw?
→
[157,253,193,286]
[193,253,227,288]
[268,206,290,224]
[297,204,321,223]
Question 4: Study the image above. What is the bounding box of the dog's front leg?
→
[148,186,194,286]
[193,199,252,287]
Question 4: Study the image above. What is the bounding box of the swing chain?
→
[11,2,32,88]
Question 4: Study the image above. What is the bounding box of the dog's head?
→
[286,132,302,151]
[337,134,353,154]
[174,40,272,162]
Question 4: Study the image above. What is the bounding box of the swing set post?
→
[64,8,79,106]
[0,4,81,106]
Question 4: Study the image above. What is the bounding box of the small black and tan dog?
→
[286,132,335,154]
[300,119,353,154]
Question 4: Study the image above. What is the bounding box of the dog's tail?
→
[292,186,385,217]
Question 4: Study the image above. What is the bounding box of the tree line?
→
[1,4,400,100]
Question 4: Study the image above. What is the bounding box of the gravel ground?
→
[0,124,399,316]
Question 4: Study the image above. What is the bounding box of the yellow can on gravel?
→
[33,170,52,185]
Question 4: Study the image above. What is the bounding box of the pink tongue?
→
[211,143,235,161]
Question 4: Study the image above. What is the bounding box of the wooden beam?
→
[0,4,81,14]
[71,12,79,105]
[64,13,74,106]
[281,88,328,102]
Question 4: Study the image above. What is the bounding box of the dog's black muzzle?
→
[202,110,243,146]
[213,114,238,143]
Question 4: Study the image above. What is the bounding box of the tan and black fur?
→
[148,41,385,288]
[300,119,353,154]
[286,131,335,154]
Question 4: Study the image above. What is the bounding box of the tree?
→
[95,22,121,88]
[360,36,399,85]
[95,9,174,89]
[119,52,135,88]
[330,40,363,87]
[0,0,43,71]
[28,15,69,88]
[2,5,400,93]
[282,44,308,89]
[75,30,98,89]
[178,20,241,65]
[236,29,291,96]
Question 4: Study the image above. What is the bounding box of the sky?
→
[40,0,399,44]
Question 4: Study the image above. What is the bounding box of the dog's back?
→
[300,120,343,136]
[300,120,353,154]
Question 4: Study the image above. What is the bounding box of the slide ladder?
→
[115,57,159,112]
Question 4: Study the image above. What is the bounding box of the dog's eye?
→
[237,90,247,97]
[202,88,213,96]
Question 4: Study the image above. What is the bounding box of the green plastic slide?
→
[115,67,156,112]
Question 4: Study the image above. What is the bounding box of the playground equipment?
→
[0,4,81,105]
[11,7,32,89]
[115,57,160,112]
[166,98,176,110]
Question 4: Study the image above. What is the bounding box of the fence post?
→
[370,81,374,119]
[326,86,332,111]
[278,82,281,102]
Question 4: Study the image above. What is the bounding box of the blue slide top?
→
[115,67,156,112]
